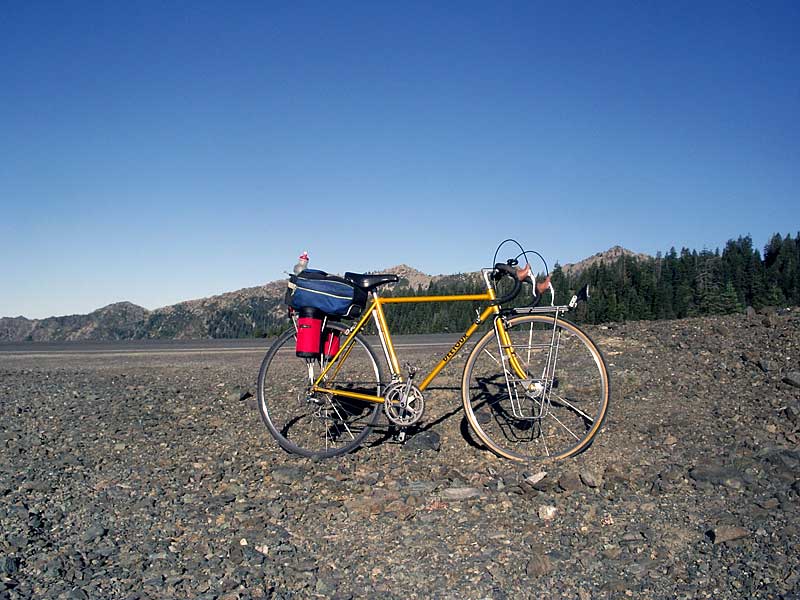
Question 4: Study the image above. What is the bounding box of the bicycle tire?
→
[461,314,610,462]
[257,321,385,458]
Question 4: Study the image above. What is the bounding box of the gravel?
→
[1,309,799,598]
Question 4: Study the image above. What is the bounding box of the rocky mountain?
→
[137,280,289,340]
[559,245,650,276]
[0,282,289,342]
[382,264,437,290]
[0,302,148,342]
[0,268,433,342]
[0,248,644,342]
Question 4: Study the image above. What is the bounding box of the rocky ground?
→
[1,310,799,599]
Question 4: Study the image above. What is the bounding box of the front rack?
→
[494,304,570,420]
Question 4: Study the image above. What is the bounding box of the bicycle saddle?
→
[344,272,399,290]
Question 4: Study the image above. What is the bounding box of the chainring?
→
[383,381,425,426]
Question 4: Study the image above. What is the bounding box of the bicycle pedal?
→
[396,430,407,443]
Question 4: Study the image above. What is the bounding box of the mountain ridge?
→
[559,245,651,276]
[0,246,648,341]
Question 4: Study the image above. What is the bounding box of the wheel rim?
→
[258,325,382,458]
[463,315,609,461]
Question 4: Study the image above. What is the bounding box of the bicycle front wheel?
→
[257,321,384,458]
[462,314,610,462]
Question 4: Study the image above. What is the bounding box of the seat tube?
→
[372,293,401,378]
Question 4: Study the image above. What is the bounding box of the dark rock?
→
[527,473,557,493]
[600,580,627,593]
[44,557,65,579]
[143,574,164,587]
[404,480,437,495]
[525,549,553,578]
[271,466,305,484]
[28,513,45,529]
[784,403,798,424]
[688,465,745,489]
[405,430,441,452]
[82,524,107,543]
[620,531,646,546]
[228,544,244,563]
[0,556,20,575]
[758,359,778,373]
[706,526,749,544]
[580,468,603,488]
[558,471,583,492]
[315,578,337,595]
[782,372,800,388]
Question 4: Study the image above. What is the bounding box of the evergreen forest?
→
[377,233,800,334]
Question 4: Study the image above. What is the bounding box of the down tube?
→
[417,304,499,391]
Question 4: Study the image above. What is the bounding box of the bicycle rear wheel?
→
[257,321,384,458]
[462,314,610,462]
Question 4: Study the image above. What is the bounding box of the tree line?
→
[379,232,800,333]
[558,232,799,324]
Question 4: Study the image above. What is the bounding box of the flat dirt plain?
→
[1,311,799,599]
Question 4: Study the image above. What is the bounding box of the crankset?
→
[383,381,425,426]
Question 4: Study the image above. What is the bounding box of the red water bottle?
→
[296,307,323,358]
[322,329,341,359]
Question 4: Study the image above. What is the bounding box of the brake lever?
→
[515,263,531,282]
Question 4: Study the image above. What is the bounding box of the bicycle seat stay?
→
[344,272,399,290]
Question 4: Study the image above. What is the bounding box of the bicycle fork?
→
[492,312,564,420]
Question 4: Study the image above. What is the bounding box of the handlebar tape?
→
[492,263,522,305]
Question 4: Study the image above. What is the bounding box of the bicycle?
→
[257,243,610,462]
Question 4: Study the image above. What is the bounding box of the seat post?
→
[369,289,401,379]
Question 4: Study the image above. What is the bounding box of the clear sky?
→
[2,2,798,319]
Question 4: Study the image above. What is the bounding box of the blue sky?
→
[1,2,798,319]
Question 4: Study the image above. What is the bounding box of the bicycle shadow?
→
[362,373,600,457]
[362,383,488,452]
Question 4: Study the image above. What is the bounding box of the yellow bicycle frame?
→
[312,275,528,404]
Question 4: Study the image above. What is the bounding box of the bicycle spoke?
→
[328,399,357,441]
[526,323,534,365]
[546,411,581,441]
[542,428,550,457]
[324,408,330,451]
[549,393,595,423]
[463,314,609,461]
[258,325,383,458]
[482,347,501,366]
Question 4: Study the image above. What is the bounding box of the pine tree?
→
[718,282,743,314]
